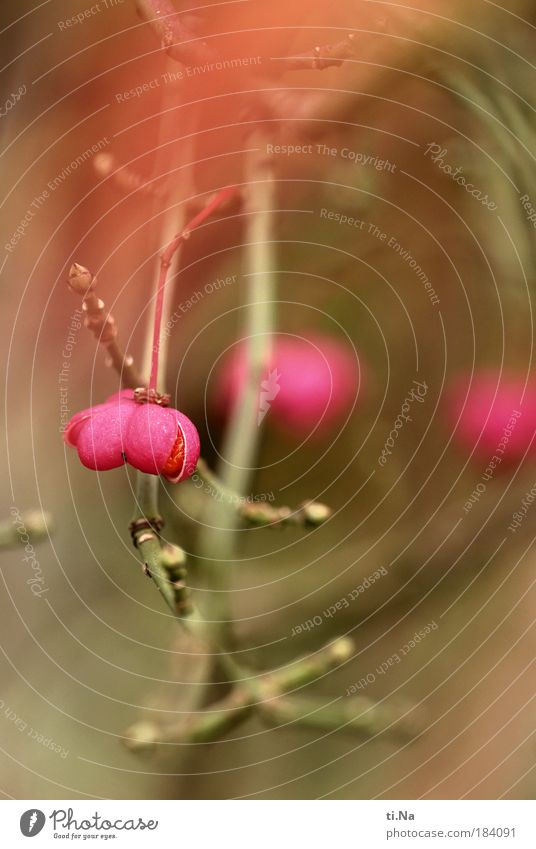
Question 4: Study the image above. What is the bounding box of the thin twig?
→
[137,0,379,77]
[193,458,332,528]
[131,178,236,606]
[124,638,354,751]
[67,264,142,389]
[148,185,236,391]
[271,34,360,72]
[194,143,276,650]
[260,694,424,739]
[129,474,192,616]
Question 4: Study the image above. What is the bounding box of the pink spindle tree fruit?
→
[214,334,362,438]
[446,372,536,463]
[63,187,234,481]
[64,390,200,482]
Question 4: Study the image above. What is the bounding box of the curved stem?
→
[148,186,236,392]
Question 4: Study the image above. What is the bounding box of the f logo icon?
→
[20,810,46,837]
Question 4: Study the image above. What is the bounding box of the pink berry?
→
[125,403,201,482]
[214,334,362,438]
[446,373,535,463]
[64,390,200,482]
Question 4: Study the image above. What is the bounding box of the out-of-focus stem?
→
[124,637,355,751]
[130,475,177,614]
[195,142,276,647]
[133,63,193,607]
[0,510,52,549]
[220,144,276,491]
[260,695,424,739]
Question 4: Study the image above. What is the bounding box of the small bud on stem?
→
[67,263,95,296]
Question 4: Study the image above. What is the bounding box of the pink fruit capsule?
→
[63,191,237,485]
[446,373,535,463]
[214,334,362,438]
[64,390,200,483]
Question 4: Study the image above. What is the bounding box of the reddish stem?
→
[149,186,236,392]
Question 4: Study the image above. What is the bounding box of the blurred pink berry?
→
[214,334,362,438]
[64,390,200,482]
[446,373,535,463]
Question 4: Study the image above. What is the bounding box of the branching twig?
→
[128,186,237,611]
[124,639,424,752]
[83,7,400,762]
[137,0,380,78]
[272,33,360,72]
[124,637,354,751]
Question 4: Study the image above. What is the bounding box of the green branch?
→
[123,637,354,751]
[129,474,192,617]
[260,694,424,739]
[193,458,331,528]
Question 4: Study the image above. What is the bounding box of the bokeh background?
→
[1,0,536,799]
